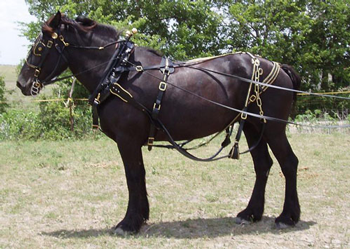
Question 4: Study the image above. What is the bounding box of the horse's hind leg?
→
[114,142,149,234]
[236,122,273,223]
[266,130,300,227]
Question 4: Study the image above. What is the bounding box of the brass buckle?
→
[153,103,161,111]
[159,82,167,91]
[136,66,143,72]
[148,137,154,146]
[34,69,41,77]
[47,40,53,48]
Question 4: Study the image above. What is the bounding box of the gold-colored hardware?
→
[59,35,69,46]
[159,82,167,91]
[109,83,133,103]
[153,103,161,111]
[47,40,53,48]
[94,93,101,104]
[34,69,40,77]
[25,59,37,69]
[249,95,257,103]
[33,41,45,56]
[135,66,143,72]
[147,137,154,146]
[51,32,58,39]
[241,112,248,120]
[34,81,41,88]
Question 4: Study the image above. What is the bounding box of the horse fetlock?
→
[113,222,140,235]
[114,214,146,235]
[235,217,251,225]
[275,215,298,229]
[113,226,130,236]
[236,209,262,224]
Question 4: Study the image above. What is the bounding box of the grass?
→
[0,65,17,83]
[0,133,349,248]
[1,65,349,248]
[1,64,60,111]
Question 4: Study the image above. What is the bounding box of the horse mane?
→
[42,14,121,41]
[145,48,163,57]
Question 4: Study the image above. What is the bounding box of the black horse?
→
[17,12,301,234]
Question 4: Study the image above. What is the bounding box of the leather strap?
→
[147,56,174,150]
[90,41,135,129]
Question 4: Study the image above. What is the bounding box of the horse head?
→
[17,11,71,96]
[16,11,109,96]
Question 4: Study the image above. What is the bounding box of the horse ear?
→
[49,11,62,28]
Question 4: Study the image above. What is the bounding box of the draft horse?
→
[17,12,301,234]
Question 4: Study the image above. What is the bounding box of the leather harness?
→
[89,39,279,161]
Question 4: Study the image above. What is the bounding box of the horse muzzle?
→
[30,80,43,96]
[16,79,43,96]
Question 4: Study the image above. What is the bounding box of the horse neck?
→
[65,33,117,94]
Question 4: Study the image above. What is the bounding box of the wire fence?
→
[2,91,349,104]
[1,90,349,131]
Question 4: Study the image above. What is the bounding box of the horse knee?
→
[280,153,298,177]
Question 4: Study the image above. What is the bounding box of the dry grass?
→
[0,132,349,248]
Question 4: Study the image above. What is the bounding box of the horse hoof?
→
[113,227,129,236]
[275,222,293,229]
[235,217,250,225]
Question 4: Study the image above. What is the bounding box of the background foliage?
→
[1,1,349,140]
[0,76,8,113]
[23,0,350,91]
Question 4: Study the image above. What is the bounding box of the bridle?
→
[25,29,121,96]
[25,31,69,95]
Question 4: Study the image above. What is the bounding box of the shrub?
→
[0,101,97,141]
[0,110,41,140]
[0,76,8,113]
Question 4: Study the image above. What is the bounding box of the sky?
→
[0,0,37,65]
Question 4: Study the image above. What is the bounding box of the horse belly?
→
[156,88,238,141]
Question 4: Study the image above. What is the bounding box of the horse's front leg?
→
[114,141,149,235]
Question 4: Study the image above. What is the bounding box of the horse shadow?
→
[42,216,317,239]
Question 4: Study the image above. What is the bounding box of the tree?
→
[22,0,350,90]
[24,0,225,59]
[304,1,350,91]
[227,0,350,91]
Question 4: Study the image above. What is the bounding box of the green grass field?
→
[0,65,17,83]
[1,64,350,248]
[0,133,349,248]
[0,64,59,111]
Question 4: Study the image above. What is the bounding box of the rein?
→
[32,30,350,161]
[131,60,350,101]
[123,59,350,128]
[33,32,350,101]
[43,41,124,85]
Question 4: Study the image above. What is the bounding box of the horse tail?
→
[280,64,301,102]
